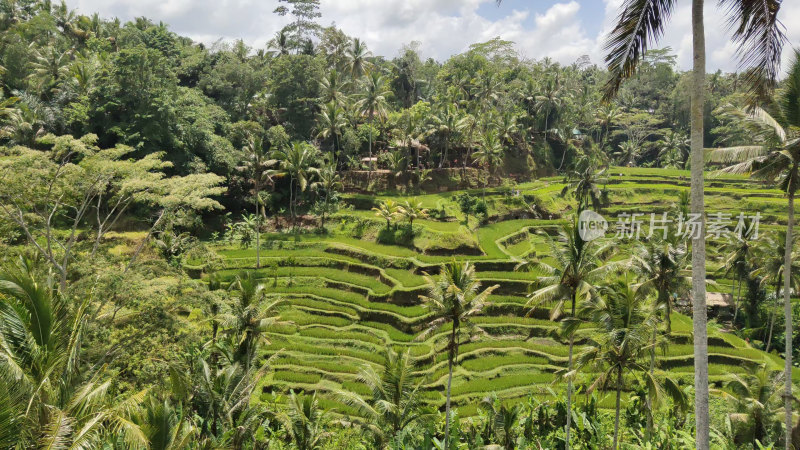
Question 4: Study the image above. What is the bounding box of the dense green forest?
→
[1,0,799,448]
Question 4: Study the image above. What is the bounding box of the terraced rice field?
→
[205,167,795,417]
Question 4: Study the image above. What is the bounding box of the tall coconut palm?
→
[657,130,690,169]
[356,71,390,170]
[708,51,799,443]
[319,69,348,105]
[315,101,346,165]
[347,38,372,80]
[473,129,505,187]
[631,235,690,335]
[267,30,291,56]
[601,1,786,446]
[515,220,615,449]
[576,281,658,450]
[720,220,758,325]
[221,270,281,369]
[272,142,320,228]
[237,136,275,268]
[311,164,342,228]
[336,347,429,446]
[561,163,609,211]
[418,262,499,447]
[432,102,464,168]
[594,103,622,149]
[749,231,800,352]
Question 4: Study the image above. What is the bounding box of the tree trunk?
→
[733,271,741,324]
[784,190,794,450]
[613,368,623,450]
[647,318,658,439]
[255,184,260,269]
[690,1,709,448]
[666,296,672,335]
[444,331,455,446]
[565,335,574,449]
[565,290,577,450]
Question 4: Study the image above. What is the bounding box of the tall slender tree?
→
[516,220,616,449]
[708,51,800,445]
[576,281,658,450]
[601,1,785,447]
[419,262,498,447]
[356,71,390,171]
[237,136,274,268]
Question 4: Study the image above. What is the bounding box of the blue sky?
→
[66,0,800,73]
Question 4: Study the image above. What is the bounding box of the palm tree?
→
[276,391,330,450]
[192,355,272,440]
[356,72,390,169]
[372,199,399,229]
[515,220,615,449]
[383,150,407,190]
[347,38,372,79]
[576,281,658,450]
[432,103,464,168]
[601,1,786,445]
[319,69,348,105]
[657,131,690,169]
[632,236,690,335]
[479,393,520,450]
[473,129,504,187]
[311,164,342,228]
[720,222,757,325]
[267,30,290,56]
[237,136,275,268]
[336,347,429,446]
[272,142,320,228]
[0,258,148,447]
[27,45,71,95]
[222,270,281,369]
[715,366,785,447]
[397,199,428,228]
[594,103,622,149]
[561,163,609,211]
[749,231,800,351]
[315,101,346,165]
[708,51,799,442]
[418,262,499,447]
[135,397,197,450]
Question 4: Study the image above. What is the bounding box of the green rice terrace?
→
[194,167,795,418]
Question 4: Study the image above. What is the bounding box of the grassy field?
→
[204,167,794,418]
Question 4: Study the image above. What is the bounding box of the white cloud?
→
[64,0,800,72]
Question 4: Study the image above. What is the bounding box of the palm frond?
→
[603,0,676,100]
[720,0,786,104]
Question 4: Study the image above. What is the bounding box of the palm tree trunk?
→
[666,297,673,335]
[613,368,623,450]
[690,1,709,448]
[784,190,794,450]
[565,290,577,450]
[647,319,658,439]
[733,271,741,324]
[255,184,260,269]
[565,335,574,449]
[767,287,778,352]
[444,337,455,446]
